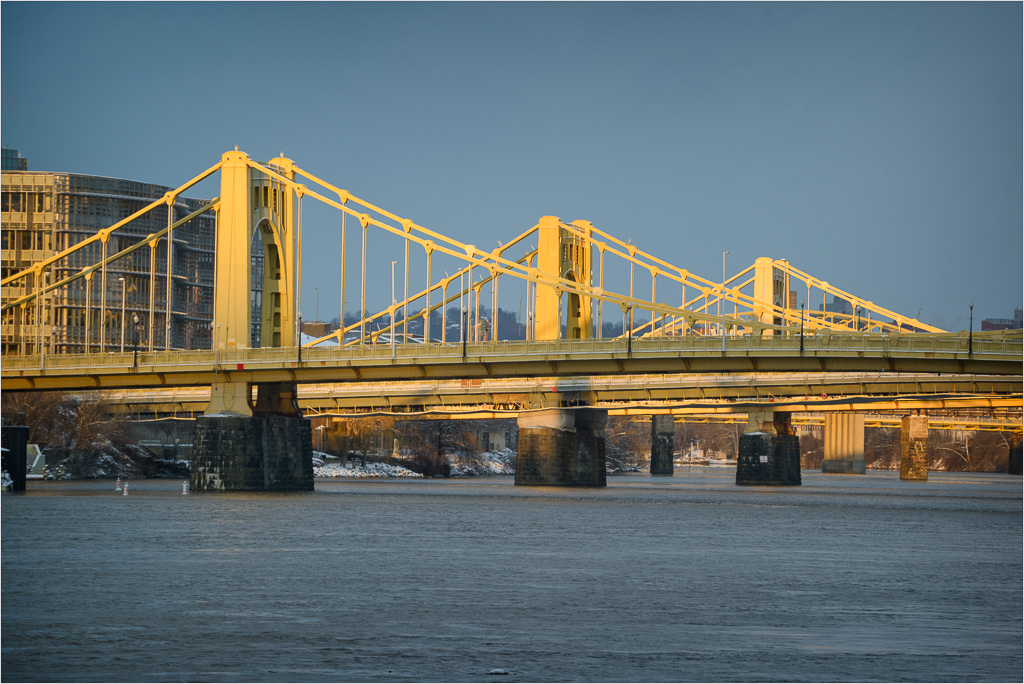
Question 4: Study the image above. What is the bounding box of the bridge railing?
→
[2,331,1020,374]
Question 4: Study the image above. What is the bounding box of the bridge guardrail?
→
[3,332,1021,374]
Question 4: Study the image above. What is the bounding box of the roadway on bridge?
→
[3,333,1020,392]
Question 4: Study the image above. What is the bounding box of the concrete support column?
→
[207,380,253,416]
[650,414,674,475]
[900,415,929,481]
[515,408,607,486]
[1,423,29,492]
[822,413,866,474]
[1008,434,1022,476]
[190,414,314,491]
[736,410,800,486]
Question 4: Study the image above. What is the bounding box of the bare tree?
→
[930,429,1012,472]
[799,427,823,469]
[1,391,144,478]
[865,426,901,470]
[606,417,649,470]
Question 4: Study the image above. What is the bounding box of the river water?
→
[2,470,1021,682]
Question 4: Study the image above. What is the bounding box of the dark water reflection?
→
[3,470,1021,682]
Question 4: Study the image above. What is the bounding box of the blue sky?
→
[3,2,1020,330]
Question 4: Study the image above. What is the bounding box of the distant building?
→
[2,160,215,354]
[824,295,852,316]
[301,321,333,338]
[2,148,28,171]
[982,308,1023,331]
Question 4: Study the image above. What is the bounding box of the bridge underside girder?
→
[3,335,1020,393]
[93,374,1023,416]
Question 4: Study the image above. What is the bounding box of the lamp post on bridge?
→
[721,251,728,353]
[799,300,805,355]
[519,296,523,341]
[391,260,397,359]
[969,300,974,356]
[119,277,126,353]
[298,312,303,365]
[461,270,467,358]
[132,313,139,367]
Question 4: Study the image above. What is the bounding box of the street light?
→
[119,277,126,353]
[969,300,974,356]
[721,251,729,353]
[720,252,728,319]
[297,311,303,364]
[460,270,467,358]
[132,313,139,367]
[391,261,398,358]
[799,300,805,354]
[519,295,523,340]
[316,424,325,454]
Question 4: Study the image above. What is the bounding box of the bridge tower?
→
[534,216,594,340]
[753,257,788,334]
[517,217,607,485]
[190,149,313,492]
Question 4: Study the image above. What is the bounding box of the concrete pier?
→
[822,413,866,474]
[515,408,608,486]
[900,415,929,481]
[1009,434,1022,476]
[190,413,314,492]
[650,415,674,475]
[1,422,28,491]
[736,410,801,486]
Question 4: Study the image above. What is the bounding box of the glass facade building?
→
[1,167,215,354]
[2,148,29,171]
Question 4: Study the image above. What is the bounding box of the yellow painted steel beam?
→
[0,161,223,288]
[1,199,219,313]
[255,160,789,340]
[3,332,1020,392]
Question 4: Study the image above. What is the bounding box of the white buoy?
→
[123,482,129,496]
[116,478,122,491]
[182,480,189,495]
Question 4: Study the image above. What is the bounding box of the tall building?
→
[1,160,215,354]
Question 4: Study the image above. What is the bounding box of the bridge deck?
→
[4,333,1020,392]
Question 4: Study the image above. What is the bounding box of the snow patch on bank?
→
[315,461,424,478]
[312,449,516,478]
[449,449,516,476]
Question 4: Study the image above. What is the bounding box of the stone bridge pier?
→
[515,408,608,486]
[900,414,929,481]
[736,410,801,486]
[189,381,314,492]
[650,414,675,475]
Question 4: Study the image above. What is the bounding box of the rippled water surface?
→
[2,470,1021,682]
